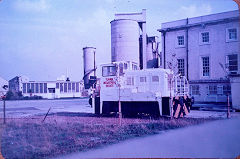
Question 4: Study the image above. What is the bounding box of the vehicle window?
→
[119,63,124,76]
[152,76,159,82]
[140,77,146,82]
[102,66,117,77]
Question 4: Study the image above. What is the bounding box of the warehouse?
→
[9,76,84,99]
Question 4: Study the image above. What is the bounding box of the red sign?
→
[103,78,116,87]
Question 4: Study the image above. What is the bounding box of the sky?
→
[0,0,238,81]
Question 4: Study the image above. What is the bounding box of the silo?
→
[83,47,96,89]
[111,19,140,64]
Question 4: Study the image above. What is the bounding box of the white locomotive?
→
[90,61,190,117]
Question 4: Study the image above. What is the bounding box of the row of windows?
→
[23,83,47,94]
[22,82,82,94]
[190,85,231,95]
[126,76,160,85]
[57,82,81,93]
[176,54,238,77]
[177,28,238,46]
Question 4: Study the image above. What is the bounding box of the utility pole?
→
[117,66,122,126]
[3,98,6,124]
[118,80,122,126]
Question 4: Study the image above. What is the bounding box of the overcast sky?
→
[0,0,238,81]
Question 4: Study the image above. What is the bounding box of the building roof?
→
[159,10,239,32]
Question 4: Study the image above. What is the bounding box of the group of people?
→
[173,96,193,118]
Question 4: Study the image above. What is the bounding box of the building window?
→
[76,82,79,92]
[27,83,31,93]
[208,85,217,95]
[223,85,231,95]
[68,83,71,92]
[35,83,39,93]
[23,83,26,93]
[60,83,63,92]
[140,77,146,82]
[31,83,34,93]
[44,83,47,93]
[124,63,128,69]
[64,83,67,93]
[226,28,238,42]
[190,85,200,95]
[132,64,138,70]
[226,54,238,74]
[217,85,223,95]
[40,83,43,93]
[201,32,209,43]
[72,83,75,92]
[177,36,184,46]
[202,57,210,77]
[56,83,59,89]
[177,59,185,76]
[228,28,237,40]
[152,76,159,82]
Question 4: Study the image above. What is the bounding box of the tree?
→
[5,90,14,100]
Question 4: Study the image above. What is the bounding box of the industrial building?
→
[82,10,160,89]
[9,76,84,99]
[0,76,8,97]
[158,10,240,105]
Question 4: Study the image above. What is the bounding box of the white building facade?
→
[158,10,240,103]
[22,80,84,99]
[9,76,85,99]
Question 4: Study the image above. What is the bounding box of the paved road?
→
[0,98,93,117]
[57,116,240,158]
[0,98,233,118]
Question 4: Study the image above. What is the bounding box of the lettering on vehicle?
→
[103,78,116,87]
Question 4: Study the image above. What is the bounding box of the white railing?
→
[172,75,189,96]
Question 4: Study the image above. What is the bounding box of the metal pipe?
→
[163,31,166,69]
[186,18,189,80]
[94,50,96,77]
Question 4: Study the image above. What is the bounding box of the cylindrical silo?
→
[83,47,96,89]
[111,19,140,64]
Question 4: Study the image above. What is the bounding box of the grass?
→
[0,114,216,159]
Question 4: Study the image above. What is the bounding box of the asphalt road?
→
[57,116,240,158]
[0,98,93,117]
